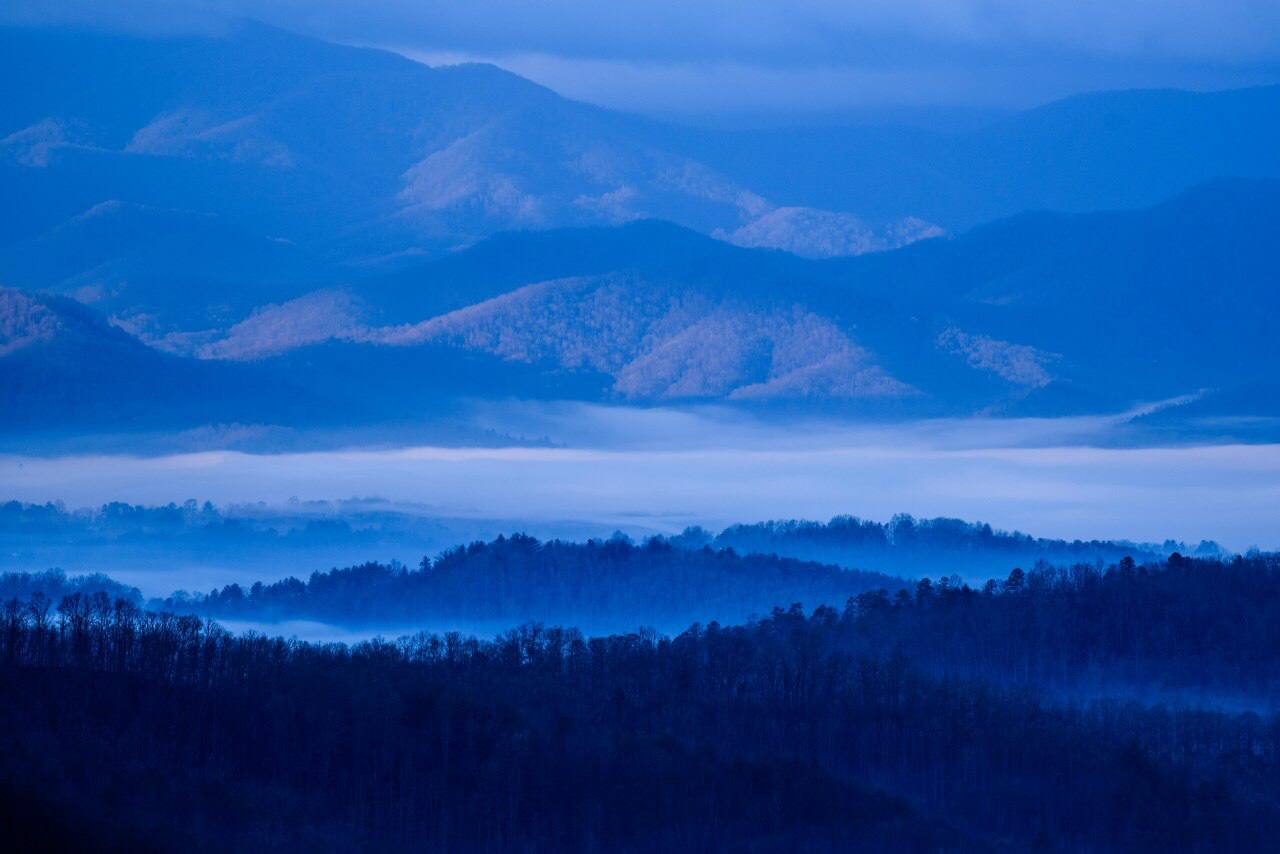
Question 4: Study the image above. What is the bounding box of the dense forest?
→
[158,535,905,633]
[3,553,1280,851]
[675,514,1222,577]
[841,553,1280,705]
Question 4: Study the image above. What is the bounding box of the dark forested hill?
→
[143,549,1280,702]
[158,534,906,634]
[680,513,1195,578]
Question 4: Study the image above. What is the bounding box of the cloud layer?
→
[6,1,1279,116]
[3,404,1279,551]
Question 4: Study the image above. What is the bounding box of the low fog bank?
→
[2,403,1278,557]
[466,398,1213,452]
[210,619,518,645]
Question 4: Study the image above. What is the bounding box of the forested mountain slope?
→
[5,23,1278,430]
[6,179,1278,431]
[4,21,1277,321]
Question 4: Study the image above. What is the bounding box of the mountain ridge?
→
[5,21,1277,267]
[4,22,1279,432]
[5,179,1278,434]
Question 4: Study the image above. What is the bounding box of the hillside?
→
[205,180,1280,417]
[4,180,1279,432]
[4,21,1277,283]
[678,514,1196,578]
[157,534,905,633]
[0,200,328,334]
[0,288,269,431]
[4,22,1279,428]
[674,85,1280,230]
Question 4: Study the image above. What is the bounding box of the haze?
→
[5,406,1278,551]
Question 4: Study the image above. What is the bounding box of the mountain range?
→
[3,21,1279,436]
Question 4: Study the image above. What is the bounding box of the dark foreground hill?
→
[2,553,1280,851]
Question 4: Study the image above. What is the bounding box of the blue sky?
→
[8,1,1280,121]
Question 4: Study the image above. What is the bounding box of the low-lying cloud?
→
[3,404,1278,552]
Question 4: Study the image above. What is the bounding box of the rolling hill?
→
[184,179,1280,416]
[4,179,1279,435]
[0,287,267,431]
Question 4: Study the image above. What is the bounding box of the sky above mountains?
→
[7,1,1280,123]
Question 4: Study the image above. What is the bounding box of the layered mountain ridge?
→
[2,22,1279,436]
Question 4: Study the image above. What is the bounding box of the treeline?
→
[3,572,1280,851]
[5,499,1225,584]
[674,513,1224,576]
[11,546,1279,704]
[0,569,141,608]
[160,535,905,633]
[0,499,222,534]
[0,498,387,547]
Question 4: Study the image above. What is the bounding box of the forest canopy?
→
[4,551,1280,851]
